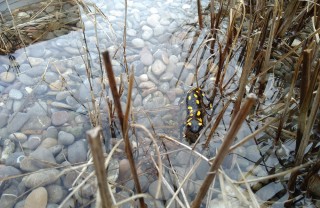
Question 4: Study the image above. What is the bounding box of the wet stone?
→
[46,184,65,204]
[147,14,160,26]
[140,47,154,66]
[0,184,18,208]
[0,72,15,83]
[67,140,87,164]
[139,81,156,89]
[160,71,174,81]
[9,132,27,143]
[46,126,58,138]
[9,89,23,100]
[18,74,35,85]
[149,179,172,200]
[21,115,51,131]
[1,139,15,163]
[51,111,69,126]
[27,102,48,116]
[132,38,145,48]
[29,57,45,66]
[40,138,58,149]
[22,135,41,150]
[22,169,60,188]
[7,112,30,133]
[152,59,166,76]
[0,165,21,180]
[20,157,39,172]
[29,147,57,168]
[0,111,9,128]
[5,152,25,168]
[24,187,48,208]
[58,131,75,145]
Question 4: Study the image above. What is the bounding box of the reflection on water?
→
[0,0,287,207]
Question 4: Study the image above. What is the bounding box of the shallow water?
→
[0,0,291,207]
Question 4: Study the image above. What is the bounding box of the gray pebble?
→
[46,184,65,204]
[8,89,23,100]
[0,111,9,128]
[22,169,60,188]
[29,147,57,168]
[58,131,75,145]
[5,152,25,168]
[67,140,87,164]
[149,179,172,200]
[51,111,69,126]
[22,135,41,150]
[7,112,30,133]
[46,126,58,138]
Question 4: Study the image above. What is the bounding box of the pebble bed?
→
[0,0,287,207]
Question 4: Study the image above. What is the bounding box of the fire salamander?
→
[184,87,205,144]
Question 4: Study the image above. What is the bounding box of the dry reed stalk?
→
[277,0,300,38]
[86,127,113,208]
[191,94,256,207]
[287,66,320,204]
[123,0,129,74]
[197,0,203,29]
[258,0,281,98]
[295,49,316,151]
[102,52,146,208]
[232,32,260,122]
[274,51,304,145]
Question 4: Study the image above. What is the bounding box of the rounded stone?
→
[149,180,172,200]
[9,89,23,100]
[0,72,15,83]
[132,38,145,48]
[46,184,65,204]
[58,131,75,145]
[24,187,48,208]
[39,138,58,149]
[67,140,87,164]
[152,59,166,76]
[140,47,154,66]
[22,169,60,188]
[51,111,69,126]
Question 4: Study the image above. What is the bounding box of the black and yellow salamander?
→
[184,87,206,144]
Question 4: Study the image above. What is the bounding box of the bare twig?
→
[86,127,113,208]
[102,51,146,208]
[191,94,256,207]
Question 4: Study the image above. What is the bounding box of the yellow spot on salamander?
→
[196,100,200,105]
[198,118,203,123]
[193,93,198,98]
[187,122,192,126]
[197,111,201,116]
[188,106,193,110]
[190,113,194,117]
[188,95,192,100]
[198,122,203,126]
[187,117,192,122]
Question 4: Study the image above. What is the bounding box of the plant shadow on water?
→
[0,0,320,208]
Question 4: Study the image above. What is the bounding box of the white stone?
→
[142,30,153,40]
[140,47,154,66]
[147,14,160,27]
[151,59,166,76]
[0,72,15,83]
[132,38,145,48]
[139,74,149,82]
[154,25,165,36]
